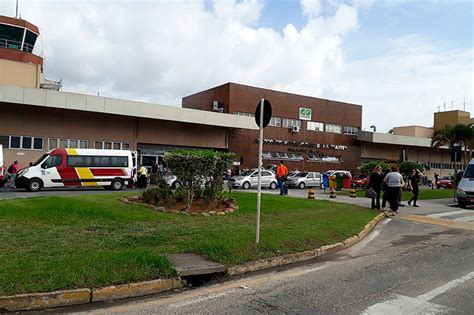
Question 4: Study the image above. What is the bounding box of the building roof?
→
[0,85,258,130]
[358,130,436,148]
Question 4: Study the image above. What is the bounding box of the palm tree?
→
[451,124,473,168]
[431,125,456,149]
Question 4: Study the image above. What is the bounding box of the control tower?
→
[0,15,53,89]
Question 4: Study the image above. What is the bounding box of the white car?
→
[287,172,322,189]
[325,170,351,177]
[231,169,278,189]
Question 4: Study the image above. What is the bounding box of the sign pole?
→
[256,98,264,244]
[454,151,457,203]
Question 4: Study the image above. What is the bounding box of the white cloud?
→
[0,0,471,132]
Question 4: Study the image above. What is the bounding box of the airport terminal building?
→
[0,14,468,178]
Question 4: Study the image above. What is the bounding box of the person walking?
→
[368,165,383,210]
[6,160,19,189]
[408,169,421,207]
[383,165,405,216]
[138,164,148,189]
[434,173,439,189]
[276,160,288,195]
[151,162,159,185]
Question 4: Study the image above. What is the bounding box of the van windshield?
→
[463,165,474,179]
[32,154,48,166]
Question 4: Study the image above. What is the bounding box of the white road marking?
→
[427,210,472,218]
[362,271,474,314]
[348,218,391,253]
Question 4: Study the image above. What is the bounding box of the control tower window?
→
[0,24,25,50]
[24,30,38,53]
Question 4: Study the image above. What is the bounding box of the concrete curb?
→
[228,213,385,276]
[0,277,182,312]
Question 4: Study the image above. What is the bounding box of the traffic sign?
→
[255,99,272,128]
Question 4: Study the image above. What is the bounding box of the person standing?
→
[276,160,288,195]
[368,165,383,210]
[434,173,439,189]
[6,160,19,189]
[151,162,159,185]
[138,164,148,189]
[383,165,404,216]
[408,169,421,207]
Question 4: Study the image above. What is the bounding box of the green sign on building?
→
[299,108,312,121]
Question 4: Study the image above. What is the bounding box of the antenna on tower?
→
[437,106,440,112]
[15,0,19,18]
[444,102,446,111]
[451,100,454,110]
[464,96,466,111]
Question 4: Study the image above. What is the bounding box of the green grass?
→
[0,192,376,295]
[337,188,454,200]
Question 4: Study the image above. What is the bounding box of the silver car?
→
[287,172,322,189]
[456,159,474,208]
[231,169,278,189]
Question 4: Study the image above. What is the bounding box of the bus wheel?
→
[111,179,124,190]
[27,179,42,192]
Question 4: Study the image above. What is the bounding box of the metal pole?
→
[454,152,457,203]
[256,98,264,243]
[15,0,19,18]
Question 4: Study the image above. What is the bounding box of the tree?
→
[360,161,391,174]
[399,161,424,176]
[164,149,235,210]
[451,124,473,168]
[431,124,474,169]
[431,125,456,149]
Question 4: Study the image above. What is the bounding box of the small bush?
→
[173,186,187,203]
[142,188,160,204]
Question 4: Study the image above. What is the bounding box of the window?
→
[22,137,32,149]
[344,126,359,135]
[49,138,88,150]
[268,116,281,127]
[10,136,20,148]
[0,136,8,147]
[307,121,324,132]
[66,155,128,167]
[262,151,303,161]
[33,138,43,150]
[325,123,342,134]
[43,155,63,168]
[95,141,131,150]
[282,118,301,128]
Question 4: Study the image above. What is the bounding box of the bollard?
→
[329,188,336,198]
[307,188,315,199]
[350,188,356,198]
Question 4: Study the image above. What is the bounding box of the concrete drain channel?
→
[167,254,227,287]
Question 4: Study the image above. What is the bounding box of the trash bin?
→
[322,174,329,189]
[343,174,352,189]
[329,175,336,188]
[335,174,343,190]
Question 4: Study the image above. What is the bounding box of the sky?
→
[1,0,473,132]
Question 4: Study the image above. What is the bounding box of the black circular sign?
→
[255,99,272,128]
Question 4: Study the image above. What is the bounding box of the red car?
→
[352,174,369,187]
[436,176,454,189]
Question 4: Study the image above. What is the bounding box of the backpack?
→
[7,164,13,174]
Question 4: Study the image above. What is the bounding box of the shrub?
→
[400,161,424,176]
[142,188,160,204]
[360,161,391,174]
[173,186,187,203]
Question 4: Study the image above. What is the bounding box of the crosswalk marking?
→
[398,215,474,231]
[454,216,474,222]
[427,210,472,218]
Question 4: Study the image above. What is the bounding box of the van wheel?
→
[111,179,124,190]
[27,179,42,192]
[458,201,467,209]
[270,182,277,190]
[243,182,250,190]
[298,182,306,189]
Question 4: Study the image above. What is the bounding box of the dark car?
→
[436,176,454,189]
[352,174,369,187]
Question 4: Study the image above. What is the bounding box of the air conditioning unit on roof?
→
[291,125,300,133]
[212,100,223,112]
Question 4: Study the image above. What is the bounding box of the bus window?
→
[42,155,63,168]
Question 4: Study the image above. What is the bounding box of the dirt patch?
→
[121,196,238,216]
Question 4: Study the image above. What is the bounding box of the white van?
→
[16,148,137,192]
[0,144,4,181]
[456,158,474,208]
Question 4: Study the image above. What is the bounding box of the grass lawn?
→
[0,192,376,296]
[337,188,454,200]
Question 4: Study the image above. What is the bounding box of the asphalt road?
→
[46,197,473,315]
[0,187,140,199]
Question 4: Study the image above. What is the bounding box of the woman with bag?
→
[367,165,383,210]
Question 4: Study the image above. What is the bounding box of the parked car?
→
[324,170,351,177]
[456,159,474,208]
[163,173,180,189]
[436,176,454,189]
[264,164,277,172]
[352,174,369,187]
[287,170,300,178]
[230,169,278,189]
[287,171,322,189]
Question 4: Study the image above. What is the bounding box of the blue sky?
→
[0,0,472,130]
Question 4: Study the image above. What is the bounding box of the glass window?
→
[21,137,32,149]
[43,155,62,168]
[104,142,112,149]
[95,141,102,149]
[269,116,281,127]
[0,135,9,147]
[344,126,359,135]
[59,139,68,148]
[33,138,43,150]
[307,121,324,131]
[10,136,20,149]
[80,140,88,149]
[69,139,79,148]
[326,124,342,134]
[48,138,58,150]
[122,143,130,150]
[113,143,121,150]
[282,118,301,128]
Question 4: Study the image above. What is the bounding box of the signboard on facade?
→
[299,108,312,121]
